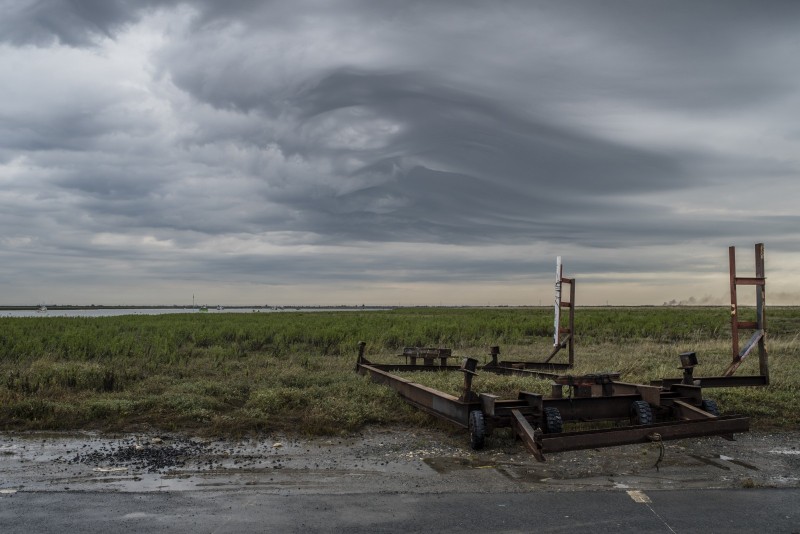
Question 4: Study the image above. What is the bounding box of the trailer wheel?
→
[630,400,653,425]
[543,407,563,434]
[469,410,486,450]
[701,399,720,416]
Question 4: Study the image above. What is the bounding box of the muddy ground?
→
[1,427,798,495]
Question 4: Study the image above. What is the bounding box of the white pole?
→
[554,256,562,347]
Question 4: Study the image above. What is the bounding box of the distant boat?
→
[37,305,47,313]
[216,305,223,311]
[198,305,208,313]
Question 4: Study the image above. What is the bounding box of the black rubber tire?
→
[543,407,563,434]
[630,400,653,425]
[701,399,720,416]
[469,410,486,450]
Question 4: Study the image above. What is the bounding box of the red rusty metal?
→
[725,243,768,379]
[654,244,769,388]
[357,342,749,462]
[355,245,766,460]
[538,417,748,454]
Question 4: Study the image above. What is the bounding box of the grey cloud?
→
[2,1,799,304]
[2,108,135,152]
[162,66,691,245]
[0,0,168,46]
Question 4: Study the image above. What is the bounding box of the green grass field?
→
[1,307,798,434]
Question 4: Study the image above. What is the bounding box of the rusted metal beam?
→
[739,329,764,358]
[671,399,717,420]
[489,361,572,372]
[666,384,703,403]
[539,416,749,454]
[735,277,765,286]
[554,256,563,348]
[542,334,571,364]
[725,330,764,376]
[610,382,662,406]
[357,361,474,427]
[360,363,464,373]
[730,245,740,361]
[481,365,563,381]
[544,395,643,421]
[460,357,480,402]
[510,409,544,462]
[654,375,768,388]
[567,277,576,366]
[755,243,769,381]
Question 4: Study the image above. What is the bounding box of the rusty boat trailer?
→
[355,245,768,461]
[356,343,749,462]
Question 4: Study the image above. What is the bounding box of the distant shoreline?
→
[0,305,391,311]
[1,304,793,311]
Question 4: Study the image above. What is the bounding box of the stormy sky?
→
[2,0,799,306]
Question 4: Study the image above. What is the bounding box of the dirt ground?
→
[2,426,798,495]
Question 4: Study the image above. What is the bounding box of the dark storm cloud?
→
[0,0,166,46]
[145,1,799,249]
[531,1,800,112]
[2,0,799,304]
[159,64,689,245]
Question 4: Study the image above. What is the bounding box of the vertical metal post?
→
[489,346,500,367]
[554,256,563,347]
[357,341,366,366]
[460,358,479,401]
[755,243,769,381]
[729,246,739,361]
[568,277,576,367]
[544,257,575,366]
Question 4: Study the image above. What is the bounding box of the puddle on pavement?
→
[0,430,439,493]
[422,456,496,474]
[2,430,798,493]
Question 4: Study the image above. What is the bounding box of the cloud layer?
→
[2,1,799,305]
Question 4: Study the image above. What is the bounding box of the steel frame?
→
[394,260,577,381]
[356,342,749,461]
[482,264,576,380]
[727,243,768,379]
[355,246,766,460]
[656,243,769,389]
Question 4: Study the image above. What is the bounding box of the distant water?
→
[0,308,383,318]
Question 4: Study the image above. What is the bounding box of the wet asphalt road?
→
[2,429,799,532]
[2,487,799,533]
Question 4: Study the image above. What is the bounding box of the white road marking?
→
[626,489,677,533]
[627,490,651,503]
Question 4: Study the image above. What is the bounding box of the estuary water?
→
[0,307,381,318]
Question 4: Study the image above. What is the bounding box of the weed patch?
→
[1,307,797,433]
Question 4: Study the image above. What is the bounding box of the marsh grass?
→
[1,307,798,434]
